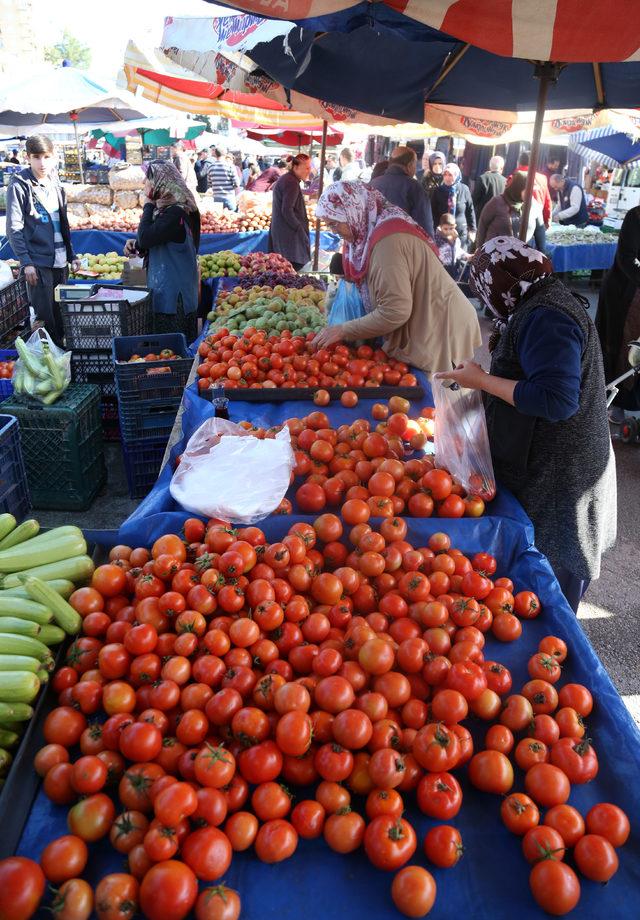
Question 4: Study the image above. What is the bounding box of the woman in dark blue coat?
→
[268,154,312,270]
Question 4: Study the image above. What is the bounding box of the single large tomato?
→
[529,860,580,915]
[364,816,417,871]
[181,827,233,882]
[195,885,241,920]
[139,860,198,920]
[391,866,437,918]
[0,857,46,920]
[94,874,139,920]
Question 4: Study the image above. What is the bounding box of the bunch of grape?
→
[235,272,327,290]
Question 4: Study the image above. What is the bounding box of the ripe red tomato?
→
[139,860,198,920]
[416,772,462,820]
[364,816,417,871]
[529,861,580,916]
[254,819,298,863]
[391,866,436,918]
[0,857,46,920]
[181,827,233,881]
[468,750,513,795]
[423,824,463,868]
[585,802,630,847]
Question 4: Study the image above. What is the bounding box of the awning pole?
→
[72,116,84,183]
[520,63,561,242]
[313,119,328,271]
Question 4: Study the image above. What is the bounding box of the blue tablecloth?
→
[12,352,640,917]
[0,229,341,259]
[17,509,640,919]
[117,370,532,547]
[547,241,616,272]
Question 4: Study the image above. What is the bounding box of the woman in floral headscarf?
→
[435,236,616,611]
[313,181,481,373]
[431,163,476,250]
[125,160,201,338]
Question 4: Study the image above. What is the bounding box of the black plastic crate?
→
[0,276,29,343]
[122,436,168,499]
[0,348,17,400]
[118,396,180,441]
[61,285,152,350]
[101,396,120,441]
[113,334,192,402]
[0,414,31,520]
[70,349,116,399]
[0,384,106,510]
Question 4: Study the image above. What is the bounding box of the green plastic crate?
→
[0,384,106,510]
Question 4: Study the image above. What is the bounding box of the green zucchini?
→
[0,519,39,551]
[36,669,49,684]
[11,526,83,548]
[0,749,12,773]
[0,579,75,600]
[0,729,19,748]
[0,633,51,660]
[0,655,40,673]
[0,532,87,574]
[0,515,16,545]
[38,624,66,646]
[0,597,51,624]
[0,555,94,589]
[22,577,81,636]
[0,618,40,637]
[0,701,33,722]
[0,671,40,703]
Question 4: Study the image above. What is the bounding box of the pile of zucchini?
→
[0,514,95,782]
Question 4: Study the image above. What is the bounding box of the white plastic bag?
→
[432,377,496,501]
[12,328,71,404]
[170,417,295,524]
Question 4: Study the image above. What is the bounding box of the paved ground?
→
[35,278,640,726]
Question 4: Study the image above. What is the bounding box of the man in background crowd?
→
[370,146,434,237]
[472,155,505,221]
[246,158,287,192]
[334,147,361,181]
[550,174,589,227]
[194,149,210,194]
[511,151,552,228]
[206,147,240,210]
[8,148,20,165]
[170,141,198,196]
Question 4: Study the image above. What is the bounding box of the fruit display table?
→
[13,462,640,920]
[1,229,342,260]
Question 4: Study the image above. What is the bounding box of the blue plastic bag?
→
[327,279,365,325]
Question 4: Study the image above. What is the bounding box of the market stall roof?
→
[205,0,640,62]
[0,65,155,126]
[570,127,640,167]
[161,14,640,143]
[243,126,344,146]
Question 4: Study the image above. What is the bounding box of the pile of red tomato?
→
[280,399,493,518]
[0,357,15,380]
[0,515,629,920]
[196,332,418,390]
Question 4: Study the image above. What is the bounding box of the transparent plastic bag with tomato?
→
[169,417,295,524]
[432,377,496,501]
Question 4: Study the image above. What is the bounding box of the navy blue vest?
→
[558,179,588,227]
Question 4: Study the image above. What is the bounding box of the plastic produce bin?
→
[0,414,31,519]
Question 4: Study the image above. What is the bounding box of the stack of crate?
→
[62,284,153,441]
[0,385,105,510]
[113,334,193,499]
[0,414,30,520]
[0,276,29,347]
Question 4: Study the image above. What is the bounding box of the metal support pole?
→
[73,118,84,183]
[312,119,328,271]
[519,62,561,242]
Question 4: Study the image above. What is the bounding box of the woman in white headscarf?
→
[431,163,477,250]
[312,181,481,373]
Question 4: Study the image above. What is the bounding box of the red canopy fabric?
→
[212,0,640,62]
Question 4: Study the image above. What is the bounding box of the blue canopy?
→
[571,128,640,166]
[205,3,640,121]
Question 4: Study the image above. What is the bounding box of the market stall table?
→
[546,240,617,272]
[12,518,640,920]
[0,229,342,260]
